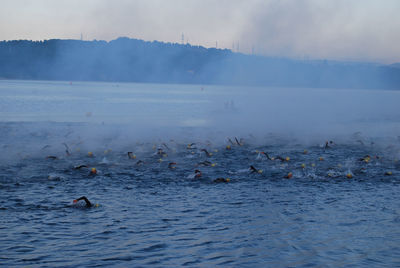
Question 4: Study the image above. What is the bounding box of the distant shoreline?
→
[1,37,399,90]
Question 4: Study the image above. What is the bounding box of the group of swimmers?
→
[39,136,398,208]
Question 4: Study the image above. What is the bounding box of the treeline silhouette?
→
[0,37,399,89]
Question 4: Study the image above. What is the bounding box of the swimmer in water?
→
[234,137,242,146]
[187,143,196,149]
[73,196,93,208]
[213,178,230,183]
[127,152,136,159]
[168,162,177,169]
[63,143,71,156]
[46,156,58,160]
[275,156,285,162]
[359,155,371,163]
[251,165,263,174]
[197,160,212,167]
[324,140,334,149]
[324,141,330,149]
[155,148,167,157]
[74,164,88,170]
[194,170,202,178]
[258,152,273,160]
[162,143,170,150]
[41,145,51,150]
[187,170,202,179]
[285,172,293,179]
[89,168,97,175]
[250,165,259,173]
[228,138,235,145]
[201,149,212,157]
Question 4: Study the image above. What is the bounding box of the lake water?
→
[0,80,400,267]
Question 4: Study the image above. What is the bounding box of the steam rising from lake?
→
[1,80,400,158]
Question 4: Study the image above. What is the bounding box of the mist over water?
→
[1,79,400,164]
[1,79,400,142]
[1,80,400,267]
[2,1,400,266]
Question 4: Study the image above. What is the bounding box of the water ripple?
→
[1,122,400,267]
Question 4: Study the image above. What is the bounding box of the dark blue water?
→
[1,121,400,267]
[1,80,400,267]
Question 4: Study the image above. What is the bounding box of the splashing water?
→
[1,80,400,267]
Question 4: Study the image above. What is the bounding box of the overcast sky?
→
[1,0,399,63]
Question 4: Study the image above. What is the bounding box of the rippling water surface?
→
[1,80,400,267]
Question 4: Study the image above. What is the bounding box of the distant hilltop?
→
[0,37,399,89]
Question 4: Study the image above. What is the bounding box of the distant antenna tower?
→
[181,33,184,45]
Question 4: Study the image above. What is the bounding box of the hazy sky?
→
[1,0,400,63]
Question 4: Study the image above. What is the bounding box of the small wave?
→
[137,243,168,253]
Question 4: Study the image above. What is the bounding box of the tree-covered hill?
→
[0,37,399,89]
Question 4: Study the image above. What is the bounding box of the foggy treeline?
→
[0,37,399,89]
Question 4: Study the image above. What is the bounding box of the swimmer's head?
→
[194,169,202,178]
[90,168,97,174]
[128,152,136,159]
[168,162,177,169]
